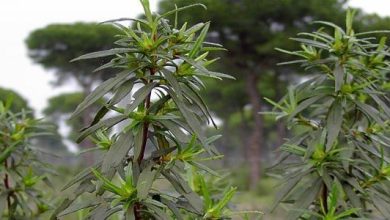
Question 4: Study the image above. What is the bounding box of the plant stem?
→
[134,68,156,220]
[4,159,11,211]
[3,128,12,212]
[134,203,142,220]
[136,68,155,165]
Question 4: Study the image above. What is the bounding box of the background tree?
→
[43,92,85,141]
[0,87,32,113]
[26,23,120,159]
[159,0,348,189]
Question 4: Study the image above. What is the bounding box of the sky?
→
[0,0,157,116]
[0,0,390,117]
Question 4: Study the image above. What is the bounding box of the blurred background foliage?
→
[0,0,387,218]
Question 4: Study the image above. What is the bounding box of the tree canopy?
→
[0,87,32,113]
[26,22,120,88]
[26,23,122,156]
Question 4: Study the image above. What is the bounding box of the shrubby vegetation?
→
[50,0,260,219]
[3,0,390,219]
[0,98,53,218]
[268,10,390,219]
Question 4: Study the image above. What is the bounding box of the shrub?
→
[0,99,52,218]
[268,10,390,219]
[51,0,260,219]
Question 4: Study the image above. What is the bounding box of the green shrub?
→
[268,10,390,219]
[0,99,52,218]
[51,0,261,219]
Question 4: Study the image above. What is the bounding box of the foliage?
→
[0,87,32,113]
[27,23,122,152]
[51,1,260,219]
[0,99,53,218]
[43,92,89,142]
[44,93,85,116]
[26,22,120,86]
[158,0,349,188]
[267,10,390,219]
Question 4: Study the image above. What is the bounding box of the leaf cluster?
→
[268,10,390,219]
[0,99,53,218]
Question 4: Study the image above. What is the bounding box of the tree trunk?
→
[245,73,263,190]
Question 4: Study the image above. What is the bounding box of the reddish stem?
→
[134,68,155,220]
[4,159,11,210]
[134,203,142,219]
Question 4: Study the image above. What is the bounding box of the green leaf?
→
[125,82,157,114]
[334,208,360,219]
[344,185,362,211]
[188,22,209,58]
[0,192,7,215]
[160,197,184,220]
[167,88,218,154]
[346,9,356,36]
[136,162,159,200]
[334,63,344,92]
[0,142,19,163]
[184,23,205,36]
[271,170,309,211]
[51,180,95,220]
[77,115,128,143]
[71,70,133,119]
[326,99,343,151]
[288,178,322,220]
[288,95,324,120]
[58,198,99,217]
[159,120,190,143]
[312,21,345,34]
[355,30,390,36]
[199,175,211,210]
[70,48,139,62]
[61,162,102,190]
[140,0,153,23]
[179,56,235,80]
[189,161,220,177]
[162,170,203,214]
[182,84,217,128]
[133,125,144,163]
[290,37,330,50]
[111,79,135,105]
[212,186,236,214]
[101,131,133,177]
[90,80,133,125]
[159,3,206,21]
[353,100,385,126]
[371,192,390,217]
[166,88,201,136]
[145,202,170,220]
[368,93,390,118]
[161,69,183,98]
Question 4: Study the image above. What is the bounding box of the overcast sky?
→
[0,0,389,116]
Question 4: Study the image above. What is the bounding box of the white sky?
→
[0,0,389,116]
